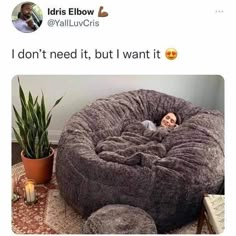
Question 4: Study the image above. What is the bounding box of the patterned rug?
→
[12,162,208,234]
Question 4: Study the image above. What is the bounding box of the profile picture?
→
[12,2,43,33]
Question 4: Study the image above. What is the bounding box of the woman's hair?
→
[173,112,181,125]
[154,112,181,126]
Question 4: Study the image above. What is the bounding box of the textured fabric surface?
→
[12,162,210,234]
[56,89,224,233]
[82,204,157,234]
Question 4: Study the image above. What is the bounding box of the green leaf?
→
[52,96,63,109]
[16,121,26,140]
[18,77,26,105]
[13,105,23,124]
[38,130,49,157]
[26,130,35,157]
[13,128,24,149]
[46,114,52,129]
[34,96,38,106]
[13,128,31,157]
[26,108,34,130]
[41,93,46,128]
[28,102,39,129]
[36,103,42,127]
[13,78,63,158]
[28,92,34,106]
[18,78,27,121]
[47,96,63,119]
[35,143,40,158]
[21,98,28,123]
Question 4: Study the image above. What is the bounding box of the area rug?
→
[12,162,208,234]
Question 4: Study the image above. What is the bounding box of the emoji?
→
[165,48,177,60]
[98,6,108,17]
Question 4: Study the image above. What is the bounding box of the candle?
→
[12,174,20,202]
[25,180,36,203]
[12,176,15,199]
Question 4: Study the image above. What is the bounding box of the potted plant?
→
[13,78,63,184]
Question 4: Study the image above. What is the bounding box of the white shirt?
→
[12,19,35,33]
[142,120,157,131]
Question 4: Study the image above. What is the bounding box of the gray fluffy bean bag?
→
[56,89,224,233]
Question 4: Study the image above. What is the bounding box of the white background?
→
[1,0,235,234]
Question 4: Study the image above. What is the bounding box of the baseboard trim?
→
[12,129,61,145]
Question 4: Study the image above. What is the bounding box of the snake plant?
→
[13,78,63,158]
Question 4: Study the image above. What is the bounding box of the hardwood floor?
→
[12,142,22,165]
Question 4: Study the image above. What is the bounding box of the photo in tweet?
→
[12,75,224,234]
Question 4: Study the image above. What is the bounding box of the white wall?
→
[12,75,224,143]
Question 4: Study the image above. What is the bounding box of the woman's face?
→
[160,113,177,128]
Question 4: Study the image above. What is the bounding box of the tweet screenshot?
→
[1,0,235,234]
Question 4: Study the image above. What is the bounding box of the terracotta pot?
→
[21,148,54,184]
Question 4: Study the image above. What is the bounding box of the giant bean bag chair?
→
[56,89,224,233]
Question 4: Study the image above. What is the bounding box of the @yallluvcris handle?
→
[48,19,99,27]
